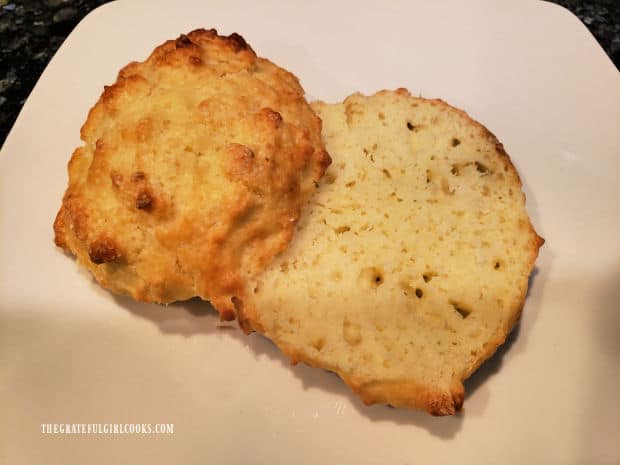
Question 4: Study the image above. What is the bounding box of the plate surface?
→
[1,1,619,464]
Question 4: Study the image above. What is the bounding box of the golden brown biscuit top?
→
[54,29,330,317]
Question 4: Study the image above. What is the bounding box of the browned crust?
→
[53,205,67,249]
[87,236,123,264]
[238,88,544,415]
[296,337,463,415]
[150,28,256,64]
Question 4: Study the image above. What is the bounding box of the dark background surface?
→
[0,0,618,147]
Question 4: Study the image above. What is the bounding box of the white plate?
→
[1,1,619,464]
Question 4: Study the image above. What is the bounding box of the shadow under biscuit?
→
[110,261,549,436]
[113,294,465,438]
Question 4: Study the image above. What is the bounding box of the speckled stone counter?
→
[0,0,618,146]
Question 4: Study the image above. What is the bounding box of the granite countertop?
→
[0,0,618,147]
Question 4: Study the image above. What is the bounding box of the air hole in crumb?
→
[451,165,459,176]
[476,161,489,174]
[382,168,392,178]
[359,267,384,288]
[440,178,453,195]
[312,338,325,351]
[494,261,502,270]
[426,169,432,183]
[451,301,471,318]
[390,191,403,202]
[451,138,461,147]
[422,273,434,283]
[406,121,415,131]
[415,288,423,298]
[334,225,351,234]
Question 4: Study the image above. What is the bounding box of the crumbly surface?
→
[237,89,543,414]
[54,29,330,317]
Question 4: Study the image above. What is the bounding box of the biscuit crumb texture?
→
[238,89,543,414]
[54,29,330,316]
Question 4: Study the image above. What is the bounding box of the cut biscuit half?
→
[236,89,543,415]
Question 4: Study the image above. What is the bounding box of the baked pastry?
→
[236,89,543,414]
[53,29,330,318]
